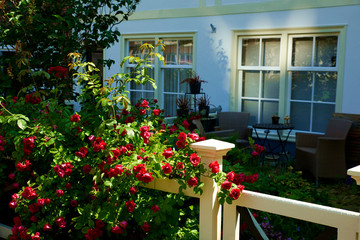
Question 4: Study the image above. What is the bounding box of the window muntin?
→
[289,35,338,132]
[125,37,193,116]
[238,37,281,125]
[161,39,193,116]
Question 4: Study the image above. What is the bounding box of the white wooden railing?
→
[1,139,359,239]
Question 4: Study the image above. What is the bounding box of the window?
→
[235,28,343,133]
[124,36,194,116]
[0,48,15,96]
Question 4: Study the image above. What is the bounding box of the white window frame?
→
[230,26,346,139]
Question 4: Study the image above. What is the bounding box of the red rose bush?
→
[0,45,255,239]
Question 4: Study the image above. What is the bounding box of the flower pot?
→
[199,106,210,118]
[272,116,280,124]
[190,82,201,94]
[177,109,189,117]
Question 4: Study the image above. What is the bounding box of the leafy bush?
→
[0,43,247,239]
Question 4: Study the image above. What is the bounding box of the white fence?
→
[1,139,359,239]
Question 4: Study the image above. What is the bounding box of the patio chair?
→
[295,118,352,184]
[193,112,251,146]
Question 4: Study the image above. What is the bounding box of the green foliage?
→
[0,0,140,97]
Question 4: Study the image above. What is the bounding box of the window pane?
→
[242,39,259,66]
[314,72,337,102]
[312,103,335,132]
[262,38,280,66]
[164,94,178,116]
[291,71,312,101]
[129,41,142,58]
[290,102,311,131]
[130,91,142,105]
[164,68,178,92]
[179,69,191,93]
[242,71,259,98]
[262,71,280,99]
[260,101,279,124]
[144,92,154,100]
[315,36,337,67]
[143,40,155,63]
[179,40,193,65]
[163,40,177,65]
[292,37,313,67]
[242,99,258,125]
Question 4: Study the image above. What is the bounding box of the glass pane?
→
[262,38,280,66]
[312,103,335,133]
[179,69,191,93]
[143,92,154,100]
[164,94,178,117]
[242,71,259,98]
[315,36,337,67]
[130,91,142,105]
[314,72,337,102]
[292,37,313,67]
[164,69,178,93]
[290,102,311,131]
[144,68,155,90]
[179,40,193,65]
[291,71,312,101]
[260,101,279,124]
[130,81,142,90]
[242,99,258,125]
[262,71,280,99]
[163,40,177,65]
[242,39,260,66]
[128,41,142,58]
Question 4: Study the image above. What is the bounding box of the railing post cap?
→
[347,165,360,185]
[190,139,235,152]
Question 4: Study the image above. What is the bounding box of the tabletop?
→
[252,123,294,130]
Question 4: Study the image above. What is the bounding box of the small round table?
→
[252,123,294,163]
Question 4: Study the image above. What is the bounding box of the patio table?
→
[252,123,294,164]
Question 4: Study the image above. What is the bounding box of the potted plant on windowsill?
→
[181,71,207,94]
[176,96,190,116]
[272,113,280,124]
[197,95,211,118]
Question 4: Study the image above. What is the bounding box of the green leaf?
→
[17,119,26,130]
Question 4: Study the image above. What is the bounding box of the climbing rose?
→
[56,217,66,228]
[187,176,198,187]
[142,222,151,232]
[178,132,187,142]
[43,223,52,231]
[229,186,244,200]
[153,109,160,116]
[111,225,123,234]
[70,114,81,122]
[56,189,64,197]
[75,147,87,158]
[209,161,219,173]
[125,200,136,212]
[22,187,37,200]
[162,148,173,159]
[70,200,78,207]
[129,187,137,195]
[189,153,200,167]
[161,163,172,174]
[221,180,233,190]
[226,171,235,182]
[48,66,67,78]
[140,99,149,108]
[152,205,160,213]
[83,164,92,174]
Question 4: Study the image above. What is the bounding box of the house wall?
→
[105,0,360,114]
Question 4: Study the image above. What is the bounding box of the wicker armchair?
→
[295,118,352,183]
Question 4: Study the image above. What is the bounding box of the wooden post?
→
[191,139,235,240]
[347,165,360,240]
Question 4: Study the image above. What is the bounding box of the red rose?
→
[37,198,45,207]
[221,180,233,190]
[65,183,72,190]
[176,162,184,170]
[152,205,160,213]
[141,222,151,232]
[56,216,66,228]
[251,151,259,157]
[111,225,123,234]
[129,187,137,195]
[32,232,40,240]
[182,119,190,129]
[161,163,172,174]
[229,186,244,200]
[70,114,81,122]
[125,200,136,212]
[162,148,173,159]
[83,164,92,174]
[30,215,38,223]
[209,161,219,173]
[22,187,37,200]
[153,109,160,116]
[188,133,199,141]
[56,189,64,197]
[70,200,78,207]
[226,171,235,182]
[140,99,149,108]
[75,147,88,158]
[176,140,186,149]
[43,223,52,231]
[187,176,198,187]
[96,220,105,229]
[178,132,187,142]
[119,221,128,229]
[189,153,200,167]
[233,173,245,185]
[9,200,17,209]
[141,172,153,183]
